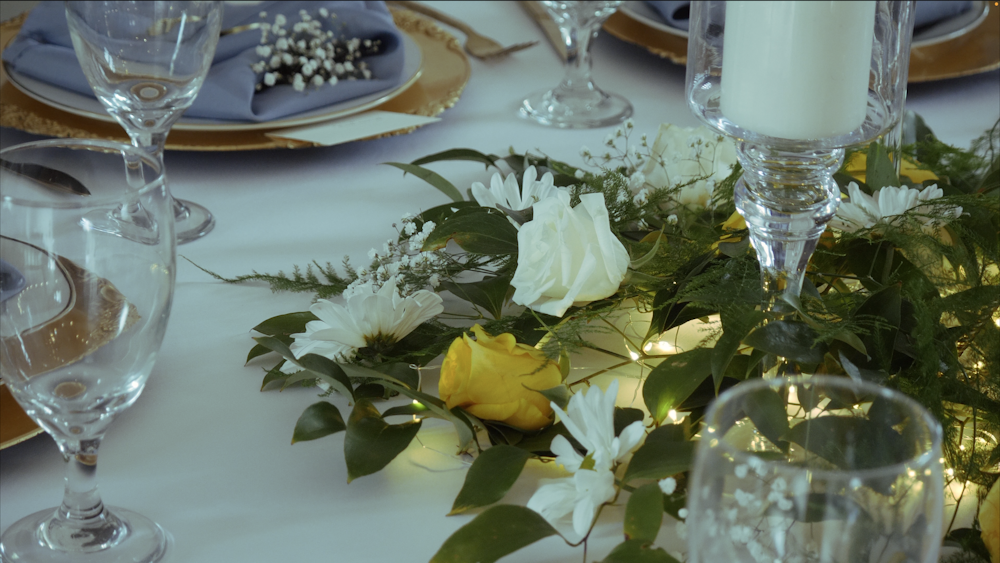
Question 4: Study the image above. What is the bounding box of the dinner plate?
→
[0,8,471,150]
[0,380,42,450]
[605,0,1000,82]
[4,32,424,132]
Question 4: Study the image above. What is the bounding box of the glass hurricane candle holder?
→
[686,1,915,313]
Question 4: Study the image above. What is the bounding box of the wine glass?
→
[685,1,915,313]
[687,375,944,563]
[0,139,176,563]
[519,1,633,128]
[65,1,222,244]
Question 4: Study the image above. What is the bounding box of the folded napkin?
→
[644,1,973,33]
[2,1,405,122]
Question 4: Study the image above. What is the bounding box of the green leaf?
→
[252,311,317,337]
[622,439,695,485]
[624,483,664,543]
[865,141,900,189]
[712,308,766,390]
[260,364,290,391]
[449,445,532,515]
[291,402,346,444]
[430,505,558,563]
[344,399,422,482]
[382,402,430,418]
[614,407,646,437]
[296,353,355,401]
[782,416,905,471]
[384,162,463,202]
[440,275,511,320]
[853,284,901,369]
[743,321,827,365]
[600,540,681,563]
[246,343,273,364]
[743,385,789,451]
[409,148,499,169]
[535,385,571,411]
[643,348,713,424]
[423,211,519,255]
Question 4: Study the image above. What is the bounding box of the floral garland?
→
[214,116,1000,563]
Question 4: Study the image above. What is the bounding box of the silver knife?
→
[0,158,91,196]
[519,1,567,61]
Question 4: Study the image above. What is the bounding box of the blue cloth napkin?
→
[2,1,405,122]
[644,1,973,33]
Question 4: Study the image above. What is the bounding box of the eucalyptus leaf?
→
[853,284,901,369]
[430,505,558,563]
[599,540,681,563]
[409,148,500,169]
[291,401,346,444]
[384,162,463,202]
[449,445,532,515]
[423,211,519,255]
[624,483,664,543]
[643,348,713,423]
[344,399,422,482]
[743,321,826,365]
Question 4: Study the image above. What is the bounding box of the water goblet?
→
[685,1,915,314]
[0,139,176,563]
[65,0,222,244]
[687,375,944,563]
[519,1,633,128]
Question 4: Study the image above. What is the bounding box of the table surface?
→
[2,2,998,562]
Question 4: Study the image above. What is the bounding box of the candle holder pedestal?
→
[734,144,842,314]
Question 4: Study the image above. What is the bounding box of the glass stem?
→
[58,437,105,522]
[734,143,842,315]
[558,20,598,93]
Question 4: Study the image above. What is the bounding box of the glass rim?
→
[0,138,164,210]
[701,375,944,480]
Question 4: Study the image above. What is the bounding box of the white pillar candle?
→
[721,1,876,141]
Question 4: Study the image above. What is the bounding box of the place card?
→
[266,111,441,146]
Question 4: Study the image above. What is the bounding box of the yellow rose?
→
[981,478,1000,563]
[438,325,562,431]
[844,152,939,185]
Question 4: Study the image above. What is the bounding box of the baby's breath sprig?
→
[250,8,382,92]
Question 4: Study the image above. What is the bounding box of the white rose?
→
[640,123,738,210]
[510,193,629,317]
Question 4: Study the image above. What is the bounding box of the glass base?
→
[519,87,633,129]
[174,197,214,245]
[0,506,171,563]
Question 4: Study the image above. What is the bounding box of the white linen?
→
[2,2,998,561]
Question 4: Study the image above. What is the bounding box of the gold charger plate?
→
[0,381,43,449]
[0,8,471,150]
[603,1,1000,83]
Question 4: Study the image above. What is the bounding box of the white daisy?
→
[526,468,616,540]
[471,165,567,212]
[549,379,645,473]
[280,279,443,373]
[830,182,962,233]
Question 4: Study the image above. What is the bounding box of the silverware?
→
[519,1,567,60]
[148,16,261,37]
[389,1,538,60]
[0,158,91,196]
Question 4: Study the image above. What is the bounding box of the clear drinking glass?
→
[65,1,222,244]
[519,1,633,128]
[0,139,176,563]
[685,1,915,313]
[687,376,944,563]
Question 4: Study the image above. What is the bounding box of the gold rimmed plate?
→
[0,8,471,150]
[604,0,1000,82]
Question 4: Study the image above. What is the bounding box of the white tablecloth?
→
[2,2,998,561]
